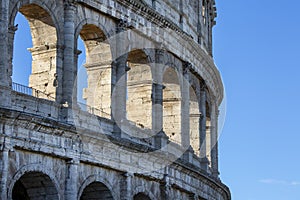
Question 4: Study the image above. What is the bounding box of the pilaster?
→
[120,172,133,200]
[199,83,209,171]
[0,0,9,86]
[111,19,130,136]
[0,148,9,200]
[181,62,191,150]
[210,100,220,178]
[111,55,128,136]
[64,159,79,200]
[0,0,11,108]
[62,1,77,106]
[153,49,168,149]
[160,168,171,199]
[0,135,12,200]
[61,1,77,122]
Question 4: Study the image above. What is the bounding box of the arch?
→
[78,174,118,200]
[133,192,152,200]
[74,18,114,47]
[132,186,157,200]
[8,164,61,200]
[12,172,59,200]
[76,23,113,119]
[9,2,60,101]
[163,67,182,144]
[9,1,62,38]
[80,182,113,200]
[126,49,153,129]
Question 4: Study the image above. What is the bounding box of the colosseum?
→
[0,0,230,199]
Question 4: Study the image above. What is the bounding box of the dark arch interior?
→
[12,172,59,200]
[133,192,151,200]
[80,182,113,200]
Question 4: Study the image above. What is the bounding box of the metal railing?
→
[12,82,111,117]
[12,82,56,101]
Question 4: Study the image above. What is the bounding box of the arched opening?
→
[78,24,112,119]
[77,36,87,103]
[11,4,58,101]
[80,182,113,200]
[163,67,181,144]
[126,49,152,129]
[133,192,151,200]
[12,13,31,86]
[206,101,212,165]
[12,172,59,200]
[190,86,200,156]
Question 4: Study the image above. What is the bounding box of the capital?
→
[116,19,130,33]
[183,61,192,74]
[64,0,76,10]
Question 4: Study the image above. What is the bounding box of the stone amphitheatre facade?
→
[0,0,230,199]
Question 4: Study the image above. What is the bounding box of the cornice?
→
[75,0,224,105]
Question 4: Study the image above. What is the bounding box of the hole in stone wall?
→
[12,13,32,86]
[77,37,87,104]
[190,85,200,156]
[77,24,112,119]
[12,4,58,101]
[126,49,152,129]
[163,67,181,145]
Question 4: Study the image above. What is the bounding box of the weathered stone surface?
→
[0,0,229,199]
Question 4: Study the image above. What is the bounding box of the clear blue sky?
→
[214,0,300,199]
[12,1,300,199]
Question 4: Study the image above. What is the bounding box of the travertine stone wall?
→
[163,67,182,144]
[79,24,113,118]
[0,0,230,199]
[190,86,200,156]
[0,108,230,200]
[127,65,152,129]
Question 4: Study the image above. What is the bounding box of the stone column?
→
[199,84,209,171]
[62,1,76,106]
[64,159,79,200]
[111,19,129,136]
[120,172,133,200]
[111,55,128,136]
[152,82,164,133]
[160,168,171,199]
[0,148,9,200]
[181,62,191,149]
[0,0,11,107]
[153,49,168,149]
[210,100,219,178]
[60,1,76,121]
